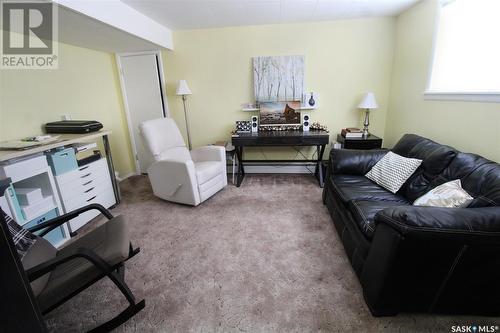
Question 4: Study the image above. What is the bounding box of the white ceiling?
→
[121,0,420,31]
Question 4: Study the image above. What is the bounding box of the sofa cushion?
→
[348,200,409,239]
[413,179,473,208]
[392,134,458,202]
[330,175,410,205]
[365,151,422,193]
[430,152,500,207]
[330,148,388,175]
[1,209,37,259]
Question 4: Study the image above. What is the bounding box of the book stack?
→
[341,128,363,138]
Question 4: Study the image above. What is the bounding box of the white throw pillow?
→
[365,151,422,194]
[413,179,473,208]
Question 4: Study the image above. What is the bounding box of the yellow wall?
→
[0,39,136,177]
[4,2,497,174]
[163,18,396,160]
[385,0,500,162]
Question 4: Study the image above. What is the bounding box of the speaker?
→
[302,114,310,132]
[251,115,259,133]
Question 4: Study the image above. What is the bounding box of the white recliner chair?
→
[139,118,227,206]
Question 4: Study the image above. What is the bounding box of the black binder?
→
[44,120,103,134]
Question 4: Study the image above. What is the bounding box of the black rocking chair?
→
[0,179,145,332]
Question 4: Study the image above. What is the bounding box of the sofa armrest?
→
[330,148,388,175]
[375,206,500,243]
[191,146,225,163]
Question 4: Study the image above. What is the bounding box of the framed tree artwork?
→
[253,55,304,103]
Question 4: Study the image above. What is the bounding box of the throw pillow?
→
[413,179,473,208]
[1,209,37,259]
[365,151,423,194]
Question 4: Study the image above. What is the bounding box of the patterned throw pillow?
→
[413,179,473,208]
[1,209,37,259]
[365,151,423,194]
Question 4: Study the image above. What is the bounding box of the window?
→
[425,0,500,102]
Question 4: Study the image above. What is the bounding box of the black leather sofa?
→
[322,134,500,316]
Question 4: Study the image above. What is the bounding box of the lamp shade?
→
[358,92,378,110]
[176,80,192,95]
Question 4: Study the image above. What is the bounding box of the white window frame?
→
[423,0,500,103]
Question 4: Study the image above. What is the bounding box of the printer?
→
[45,120,103,134]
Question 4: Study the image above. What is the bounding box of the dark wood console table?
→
[231,130,329,187]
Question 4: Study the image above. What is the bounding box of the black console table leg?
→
[314,146,320,176]
[235,146,245,187]
[316,145,326,188]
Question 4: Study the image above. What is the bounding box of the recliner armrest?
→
[191,146,225,163]
[375,206,500,243]
[330,148,388,175]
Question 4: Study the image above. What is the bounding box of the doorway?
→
[116,51,168,174]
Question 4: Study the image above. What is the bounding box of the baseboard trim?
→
[120,163,316,179]
[226,162,317,174]
[116,172,137,182]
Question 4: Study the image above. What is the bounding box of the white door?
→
[117,52,168,174]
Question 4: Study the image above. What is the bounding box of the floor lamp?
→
[176,80,193,150]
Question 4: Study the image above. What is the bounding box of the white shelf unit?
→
[0,154,69,248]
[241,92,318,112]
[298,106,317,110]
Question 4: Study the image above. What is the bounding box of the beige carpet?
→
[45,174,486,332]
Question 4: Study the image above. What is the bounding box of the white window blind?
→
[427,0,500,98]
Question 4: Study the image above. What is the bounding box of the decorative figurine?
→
[310,122,329,132]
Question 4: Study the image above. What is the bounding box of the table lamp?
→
[176,80,193,150]
[358,92,378,138]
